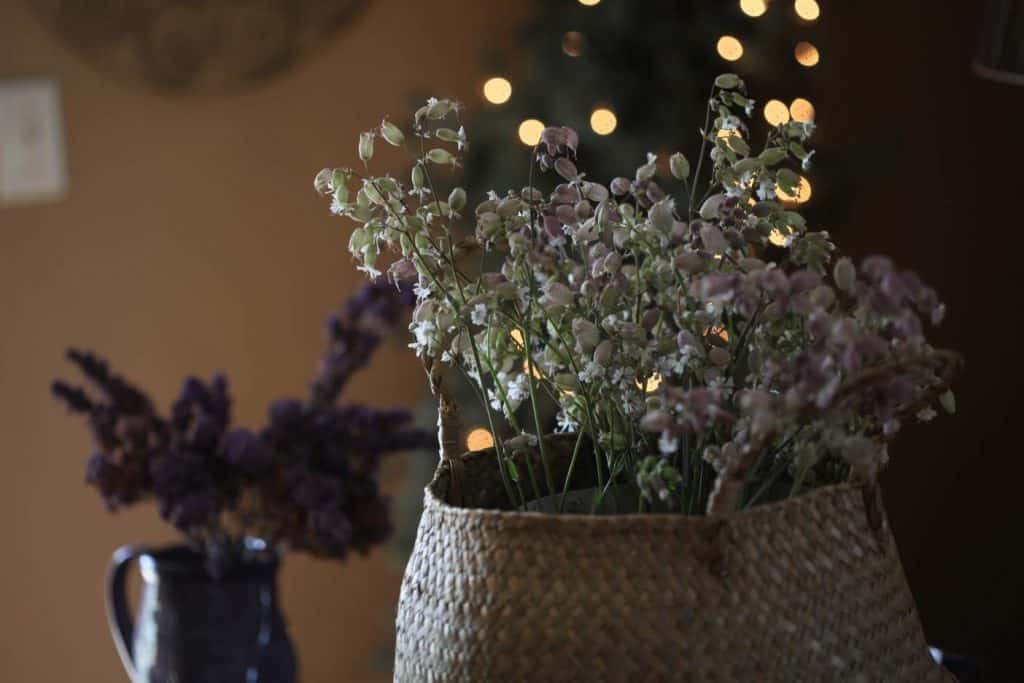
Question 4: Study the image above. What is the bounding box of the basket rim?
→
[425,447,868,527]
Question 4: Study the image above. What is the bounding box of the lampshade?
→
[975,0,1024,85]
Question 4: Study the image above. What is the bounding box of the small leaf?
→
[727,135,750,156]
[776,168,800,194]
[714,73,741,90]
[758,147,788,166]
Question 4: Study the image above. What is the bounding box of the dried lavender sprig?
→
[310,278,414,409]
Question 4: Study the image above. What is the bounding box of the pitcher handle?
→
[106,545,141,680]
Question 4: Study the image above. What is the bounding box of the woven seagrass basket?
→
[395,433,953,682]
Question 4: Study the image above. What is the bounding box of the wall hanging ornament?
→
[26,0,368,94]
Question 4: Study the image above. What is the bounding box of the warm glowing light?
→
[590,107,618,135]
[716,128,742,141]
[510,329,524,347]
[636,373,663,393]
[789,97,815,122]
[578,0,601,6]
[523,359,542,379]
[794,0,820,21]
[716,35,744,62]
[518,119,545,146]
[562,31,586,57]
[777,177,812,204]
[763,99,790,125]
[769,226,796,246]
[794,41,820,67]
[705,326,730,342]
[482,77,512,105]
[466,428,495,451]
[740,0,767,17]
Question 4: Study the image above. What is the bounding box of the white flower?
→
[578,361,604,383]
[506,373,530,406]
[470,303,488,326]
[719,115,741,131]
[916,407,937,422]
[756,177,776,200]
[556,411,578,432]
[357,263,382,278]
[408,320,437,357]
[658,431,680,455]
[413,281,432,300]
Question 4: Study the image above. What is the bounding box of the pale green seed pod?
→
[709,347,730,367]
[425,148,455,165]
[669,152,690,180]
[427,99,452,119]
[313,168,335,195]
[358,132,374,163]
[714,73,741,90]
[348,227,371,254]
[435,127,460,143]
[593,340,614,367]
[759,147,788,166]
[448,187,467,212]
[362,181,386,205]
[411,164,425,190]
[649,200,674,231]
[939,390,956,414]
[332,185,349,206]
[554,373,581,393]
[380,119,405,146]
[833,257,857,294]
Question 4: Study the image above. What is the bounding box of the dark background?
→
[821,2,1022,677]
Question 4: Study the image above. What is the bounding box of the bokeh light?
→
[466,428,495,451]
[578,0,601,6]
[482,77,512,104]
[794,41,820,67]
[777,176,813,204]
[789,97,815,122]
[636,373,663,393]
[562,31,586,57]
[518,119,545,146]
[716,35,744,62]
[590,107,618,135]
[740,0,767,17]
[795,0,820,21]
[763,99,791,125]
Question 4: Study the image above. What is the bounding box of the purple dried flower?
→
[223,429,273,476]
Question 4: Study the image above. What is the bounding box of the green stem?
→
[558,430,587,513]
[521,307,556,498]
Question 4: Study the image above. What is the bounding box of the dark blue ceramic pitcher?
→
[106,545,297,682]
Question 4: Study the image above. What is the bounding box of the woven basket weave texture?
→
[394,447,954,682]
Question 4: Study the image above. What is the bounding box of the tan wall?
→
[0,1,528,680]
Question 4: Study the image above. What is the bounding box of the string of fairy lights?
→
[464,0,822,452]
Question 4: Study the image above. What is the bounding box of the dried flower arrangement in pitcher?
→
[52,280,434,569]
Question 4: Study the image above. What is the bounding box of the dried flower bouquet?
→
[316,74,959,515]
[52,281,434,567]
